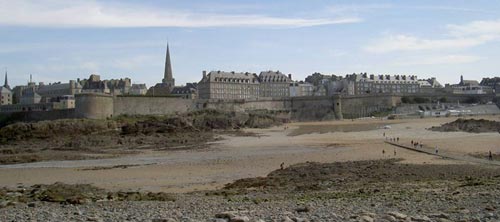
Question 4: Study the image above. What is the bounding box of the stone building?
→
[37,80,82,101]
[129,84,148,95]
[80,74,131,95]
[171,83,198,99]
[289,81,314,97]
[147,43,176,96]
[0,72,12,105]
[20,88,41,104]
[446,75,491,94]
[198,71,260,100]
[258,71,291,98]
[345,73,420,95]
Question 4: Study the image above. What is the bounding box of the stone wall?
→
[290,96,342,121]
[0,109,76,127]
[75,93,114,119]
[341,94,398,119]
[197,98,289,112]
[113,96,194,116]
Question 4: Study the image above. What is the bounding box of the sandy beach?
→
[1,116,499,193]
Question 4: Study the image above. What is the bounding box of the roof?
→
[259,71,291,82]
[202,71,259,83]
[0,86,11,94]
[462,80,479,86]
[38,83,71,92]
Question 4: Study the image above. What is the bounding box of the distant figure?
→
[280,162,284,170]
[435,147,439,154]
[411,140,414,145]
[397,137,399,143]
[382,149,386,155]
[489,150,493,161]
[383,132,386,137]
[420,143,423,149]
[394,149,396,156]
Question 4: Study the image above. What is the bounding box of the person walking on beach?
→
[394,149,396,156]
[280,162,285,170]
[397,137,399,143]
[489,150,493,161]
[435,147,439,154]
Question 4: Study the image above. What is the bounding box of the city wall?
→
[4,92,497,122]
[113,96,194,116]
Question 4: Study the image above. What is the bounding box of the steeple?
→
[162,42,174,88]
[3,69,10,90]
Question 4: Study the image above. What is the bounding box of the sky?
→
[1,0,500,88]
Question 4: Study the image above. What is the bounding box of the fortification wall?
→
[341,94,398,119]
[113,96,194,116]
[198,99,289,112]
[75,93,114,119]
[290,96,341,121]
[0,109,76,127]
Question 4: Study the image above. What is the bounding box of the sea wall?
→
[113,96,194,116]
[341,94,399,119]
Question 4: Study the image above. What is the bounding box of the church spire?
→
[3,69,9,90]
[162,42,175,88]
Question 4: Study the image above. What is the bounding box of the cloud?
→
[447,19,500,36]
[364,34,496,53]
[0,0,361,28]
[365,18,500,53]
[395,54,482,66]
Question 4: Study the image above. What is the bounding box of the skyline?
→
[1,0,500,87]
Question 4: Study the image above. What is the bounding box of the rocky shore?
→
[1,159,499,222]
[0,109,285,164]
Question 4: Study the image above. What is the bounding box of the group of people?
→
[410,140,424,149]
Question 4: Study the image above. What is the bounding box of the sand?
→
[0,116,499,193]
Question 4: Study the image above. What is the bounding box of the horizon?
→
[1,0,500,88]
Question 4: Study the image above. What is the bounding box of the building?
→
[129,84,148,95]
[198,71,260,100]
[418,77,443,94]
[446,75,491,94]
[0,72,12,105]
[0,87,12,105]
[147,43,176,96]
[20,88,42,104]
[289,81,314,97]
[80,74,131,95]
[344,73,420,95]
[37,80,82,101]
[258,71,292,98]
[171,83,198,99]
[51,95,75,109]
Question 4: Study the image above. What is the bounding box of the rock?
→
[86,216,103,222]
[435,219,453,222]
[388,212,407,220]
[27,202,36,208]
[411,216,431,222]
[295,206,311,213]
[0,201,10,208]
[152,219,177,222]
[230,216,250,222]
[381,215,397,222]
[292,217,309,222]
[213,219,228,222]
[428,213,449,219]
[215,212,237,219]
[281,216,294,222]
[253,220,265,222]
[359,215,374,222]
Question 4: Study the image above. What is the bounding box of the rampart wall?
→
[113,96,194,116]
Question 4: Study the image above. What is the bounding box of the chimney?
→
[288,74,292,80]
[202,70,207,78]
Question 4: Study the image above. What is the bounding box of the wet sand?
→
[0,116,499,193]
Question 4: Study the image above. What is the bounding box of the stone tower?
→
[162,43,175,89]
